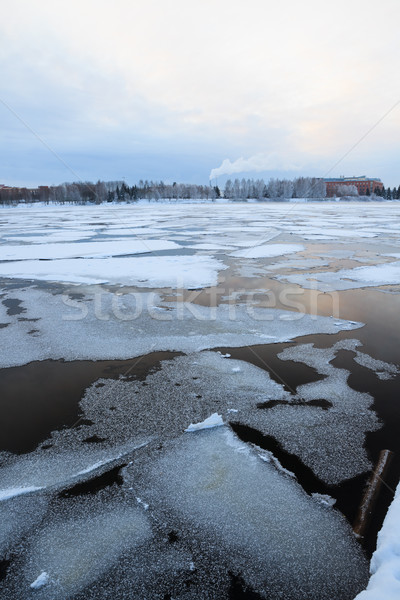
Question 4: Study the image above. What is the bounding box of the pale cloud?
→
[210,154,302,180]
[0,0,399,186]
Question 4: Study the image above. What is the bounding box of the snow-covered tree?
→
[336,184,358,197]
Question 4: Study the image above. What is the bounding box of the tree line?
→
[0,177,399,205]
[0,180,218,205]
[223,177,326,199]
[374,185,400,200]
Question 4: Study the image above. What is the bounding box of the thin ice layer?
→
[0,351,284,507]
[0,350,279,504]
[125,427,368,599]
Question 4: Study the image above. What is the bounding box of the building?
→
[324,176,384,197]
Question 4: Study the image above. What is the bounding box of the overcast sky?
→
[1,0,399,187]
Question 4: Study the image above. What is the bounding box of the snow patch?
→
[312,493,336,508]
[30,571,49,589]
[353,481,400,600]
[0,255,227,288]
[185,413,224,432]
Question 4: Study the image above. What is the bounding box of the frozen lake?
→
[0,201,400,599]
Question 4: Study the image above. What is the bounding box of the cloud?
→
[209,153,301,180]
[1,1,399,186]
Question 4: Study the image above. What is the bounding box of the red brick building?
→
[324,176,384,197]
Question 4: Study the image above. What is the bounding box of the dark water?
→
[0,351,182,454]
[59,463,127,498]
[1,298,26,316]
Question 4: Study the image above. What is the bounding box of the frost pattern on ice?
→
[0,348,386,598]
[0,440,149,503]
[0,494,48,556]
[23,499,151,599]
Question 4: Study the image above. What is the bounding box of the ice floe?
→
[279,262,400,291]
[0,440,149,502]
[0,345,390,598]
[1,201,400,599]
[62,349,381,486]
[124,427,369,599]
[0,287,362,368]
[0,239,179,261]
[21,497,152,599]
[230,243,304,258]
[353,352,399,380]
[0,254,227,288]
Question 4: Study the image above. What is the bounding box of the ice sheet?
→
[76,349,379,485]
[279,262,400,291]
[353,352,399,380]
[0,254,226,287]
[4,231,94,243]
[125,427,368,599]
[231,243,304,258]
[0,287,362,368]
[22,498,151,599]
[0,440,148,502]
[0,239,179,260]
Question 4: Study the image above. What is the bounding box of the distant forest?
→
[0,177,399,205]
